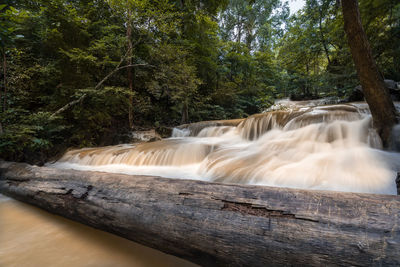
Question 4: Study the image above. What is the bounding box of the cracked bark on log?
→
[0,161,399,266]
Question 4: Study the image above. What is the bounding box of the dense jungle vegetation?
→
[0,0,399,163]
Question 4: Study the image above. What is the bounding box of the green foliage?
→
[0,0,398,163]
[0,110,67,163]
[278,0,400,98]
[150,43,200,108]
[219,0,287,50]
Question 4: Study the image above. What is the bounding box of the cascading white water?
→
[51,100,400,195]
[171,128,190,137]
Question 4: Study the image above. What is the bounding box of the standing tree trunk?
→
[237,16,242,44]
[2,52,6,112]
[305,60,310,96]
[341,0,398,147]
[318,7,331,65]
[127,11,134,129]
[0,52,2,111]
[181,100,189,124]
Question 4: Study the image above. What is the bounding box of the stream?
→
[2,99,400,266]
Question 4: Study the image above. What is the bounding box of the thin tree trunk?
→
[127,11,134,129]
[318,7,331,65]
[314,60,318,96]
[305,61,310,96]
[3,52,6,112]
[0,52,2,111]
[237,16,242,43]
[245,20,254,50]
[181,101,189,124]
[320,23,331,64]
[341,0,398,147]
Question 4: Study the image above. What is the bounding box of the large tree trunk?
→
[1,161,399,266]
[341,0,398,147]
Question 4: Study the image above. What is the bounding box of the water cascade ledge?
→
[1,161,399,266]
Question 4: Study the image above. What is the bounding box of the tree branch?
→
[94,64,150,90]
[50,60,151,118]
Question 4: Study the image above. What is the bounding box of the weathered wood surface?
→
[1,161,399,266]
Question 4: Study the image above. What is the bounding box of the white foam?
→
[50,102,400,195]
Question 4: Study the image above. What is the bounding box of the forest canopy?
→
[0,0,399,163]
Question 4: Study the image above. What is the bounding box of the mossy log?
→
[1,161,399,266]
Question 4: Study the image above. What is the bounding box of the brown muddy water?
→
[0,194,196,267]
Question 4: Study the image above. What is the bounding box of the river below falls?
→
[0,194,196,267]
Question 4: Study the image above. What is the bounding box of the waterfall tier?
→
[52,101,400,195]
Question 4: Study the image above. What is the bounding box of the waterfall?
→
[51,100,400,195]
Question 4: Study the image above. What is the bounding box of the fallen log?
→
[0,161,399,266]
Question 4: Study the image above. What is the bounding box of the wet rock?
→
[289,94,319,101]
[348,85,364,102]
[385,80,400,101]
[148,136,162,142]
[155,126,173,138]
[348,80,400,102]
[384,79,397,90]
[390,124,400,152]
[131,129,162,143]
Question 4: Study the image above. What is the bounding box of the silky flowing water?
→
[3,99,400,266]
[53,100,400,195]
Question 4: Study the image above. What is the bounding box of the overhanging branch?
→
[50,47,152,118]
